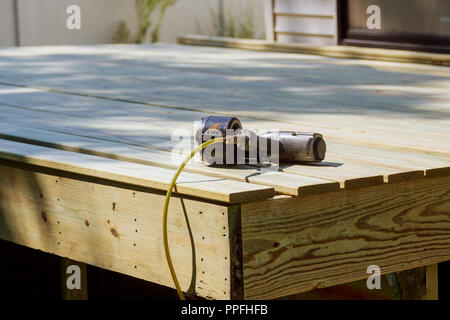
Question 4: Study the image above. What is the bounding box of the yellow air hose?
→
[162,137,225,300]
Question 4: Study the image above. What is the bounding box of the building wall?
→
[161,0,265,42]
[0,0,265,47]
[0,0,17,46]
[13,0,138,46]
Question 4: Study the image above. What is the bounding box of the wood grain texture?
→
[0,41,449,192]
[0,122,339,196]
[1,45,450,155]
[0,164,235,299]
[0,139,274,204]
[241,176,450,299]
[0,100,446,193]
[426,264,438,300]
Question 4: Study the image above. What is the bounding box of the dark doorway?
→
[338,0,450,53]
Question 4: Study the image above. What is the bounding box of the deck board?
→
[0,43,448,199]
[0,43,449,299]
[0,139,274,204]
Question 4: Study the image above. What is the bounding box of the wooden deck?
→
[0,43,448,299]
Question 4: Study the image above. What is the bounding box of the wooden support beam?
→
[241,176,450,299]
[426,264,439,300]
[0,162,235,299]
[61,258,88,300]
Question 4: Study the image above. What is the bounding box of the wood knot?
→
[110,228,119,238]
[41,211,48,223]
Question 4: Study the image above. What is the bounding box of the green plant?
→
[112,21,132,43]
[113,0,178,44]
[236,2,256,39]
[210,0,257,39]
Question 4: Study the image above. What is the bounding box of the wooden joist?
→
[240,176,450,299]
[0,164,238,299]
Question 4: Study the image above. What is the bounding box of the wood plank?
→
[274,0,335,16]
[326,143,450,175]
[275,31,334,39]
[0,100,446,191]
[178,35,450,66]
[0,47,449,155]
[0,119,419,193]
[1,48,449,155]
[0,122,339,196]
[0,164,234,299]
[240,176,450,299]
[0,96,445,187]
[275,16,335,36]
[426,264,439,300]
[275,13,334,19]
[281,160,424,189]
[0,139,274,204]
[0,106,442,191]
[0,44,448,189]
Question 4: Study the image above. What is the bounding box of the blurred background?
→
[0,0,265,46]
[0,0,448,52]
